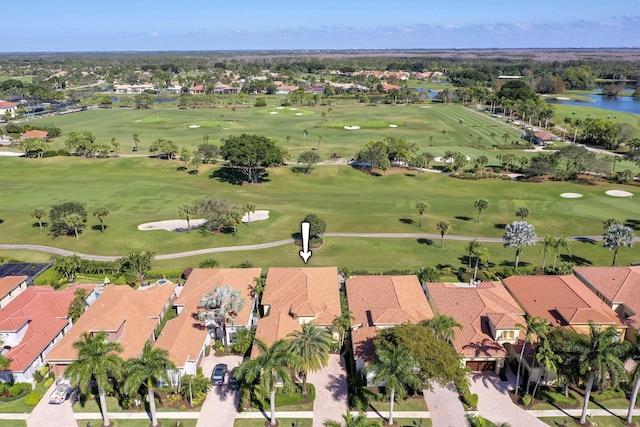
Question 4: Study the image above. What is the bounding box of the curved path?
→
[0,233,632,261]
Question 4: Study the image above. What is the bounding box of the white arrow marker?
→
[299,221,312,263]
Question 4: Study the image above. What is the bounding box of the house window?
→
[509,331,514,339]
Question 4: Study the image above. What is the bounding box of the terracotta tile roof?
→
[46,284,175,363]
[0,276,27,299]
[190,85,205,91]
[426,281,525,358]
[503,274,623,330]
[0,285,93,372]
[0,101,17,109]
[155,268,261,367]
[535,131,554,140]
[254,267,340,353]
[346,275,433,363]
[486,312,520,328]
[20,130,48,140]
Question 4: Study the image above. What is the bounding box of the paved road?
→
[2,233,631,262]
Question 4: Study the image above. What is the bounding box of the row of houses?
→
[1,264,637,391]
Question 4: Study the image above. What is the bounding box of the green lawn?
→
[234,419,312,427]
[539,416,640,427]
[0,421,27,427]
[78,420,197,427]
[392,419,433,427]
[369,395,428,412]
[73,395,199,413]
[0,381,49,414]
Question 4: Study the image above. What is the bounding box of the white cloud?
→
[149,32,160,37]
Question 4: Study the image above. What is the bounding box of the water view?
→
[546,94,640,115]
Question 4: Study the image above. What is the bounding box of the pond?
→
[546,94,640,115]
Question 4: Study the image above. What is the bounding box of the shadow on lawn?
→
[455,216,473,221]
[399,218,415,225]
[417,238,434,246]
[210,167,271,185]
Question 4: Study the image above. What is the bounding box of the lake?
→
[546,94,640,115]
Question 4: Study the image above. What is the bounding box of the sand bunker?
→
[561,193,583,198]
[606,190,634,198]
[188,125,200,128]
[270,112,278,115]
[389,124,398,128]
[277,107,284,109]
[290,108,298,110]
[296,113,303,116]
[434,155,472,163]
[344,126,361,130]
[138,210,270,232]
[0,152,23,157]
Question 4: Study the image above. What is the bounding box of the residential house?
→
[155,268,261,380]
[276,85,299,95]
[425,281,525,372]
[381,83,401,92]
[46,284,176,378]
[20,130,49,141]
[0,285,94,385]
[574,266,640,339]
[306,85,325,94]
[345,275,433,375]
[113,83,155,94]
[0,276,28,309]
[534,131,555,145]
[0,101,18,118]
[212,82,239,94]
[503,274,626,387]
[189,85,206,95]
[253,267,341,355]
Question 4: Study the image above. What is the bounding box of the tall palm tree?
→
[515,317,549,395]
[626,331,640,424]
[531,339,562,398]
[421,314,462,341]
[470,243,489,282]
[235,339,300,426]
[552,236,571,269]
[441,129,447,147]
[198,285,246,353]
[287,323,333,394]
[177,203,195,232]
[415,201,430,227]
[65,331,123,427]
[63,213,85,239]
[540,234,555,270]
[243,202,256,226]
[123,341,176,427]
[436,221,452,249]
[603,224,635,266]
[473,199,489,222]
[515,207,530,221]
[366,347,422,425]
[92,206,109,233]
[565,322,627,425]
[119,250,155,282]
[475,156,489,176]
[31,207,47,232]
[503,221,537,269]
[468,239,482,269]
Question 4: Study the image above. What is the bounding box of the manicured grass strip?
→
[73,396,199,413]
[78,420,197,427]
[539,416,640,427]
[0,380,49,414]
[369,396,428,412]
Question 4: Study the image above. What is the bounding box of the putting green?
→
[133,117,172,124]
[326,121,402,129]
[259,107,314,115]
[194,121,239,128]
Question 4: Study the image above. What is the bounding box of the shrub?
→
[44,377,54,388]
[144,270,183,280]
[592,387,626,402]
[192,394,206,406]
[463,393,478,408]
[25,392,42,406]
[204,345,210,356]
[522,394,532,406]
[540,389,577,406]
[33,268,62,286]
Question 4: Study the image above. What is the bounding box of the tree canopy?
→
[220,133,285,183]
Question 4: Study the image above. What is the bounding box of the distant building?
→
[0,276,28,309]
[20,130,49,141]
[0,101,18,118]
[113,83,155,94]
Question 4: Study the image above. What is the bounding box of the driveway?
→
[196,354,243,427]
[469,373,547,427]
[307,354,348,427]
[27,382,76,427]
[423,382,467,427]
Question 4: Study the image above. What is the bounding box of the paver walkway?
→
[423,382,467,427]
[307,354,348,427]
[470,372,547,427]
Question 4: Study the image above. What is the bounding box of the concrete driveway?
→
[423,382,467,427]
[469,373,547,427]
[196,354,243,427]
[27,382,77,427]
[307,354,348,427]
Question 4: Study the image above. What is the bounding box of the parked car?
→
[49,378,73,404]
[211,363,227,386]
[228,367,239,389]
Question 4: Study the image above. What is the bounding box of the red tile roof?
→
[20,130,48,140]
[535,131,554,140]
[574,266,640,329]
[155,268,261,367]
[0,276,27,300]
[503,275,623,331]
[346,275,433,362]
[426,281,525,358]
[0,101,17,109]
[0,285,93,372]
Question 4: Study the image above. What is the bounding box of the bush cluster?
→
[592,387,626,402]
[0,382,33,401]
[462,393,478,408]
[24,392,42,406]
[539,389,577,406]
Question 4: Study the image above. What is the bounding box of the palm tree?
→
[475,155,489,176]
[119,250,155,282]
[552,236,571,269]
[235,339,300,426]
[303,128,308,141]
[177,203,196,232]
[474,199,489,222]
[421,314,462,341]
[92,206,109,233]
[243,202,256,226]
[65,332,123,427]
[467,239,481,269]
[198,285,246,353]
[562,117,572,141]
[603,224,635,266]
[466,414,511,427]
[502,132,510,147]
[415,201,430,227]
[470,243,489,282]
[540,234,555,270]
[503,221,537,269]
[515,317,549,395]
[436,221,452,248]
[31,207,47,232]
[63,213,85,239]
[287,323,333,394]
[441,129,447,147]
[366,347,422,425]
[626,331,640,424]
[132,133,140,152]
[531,340,562,399]
[515,207,530,220]
[123,341,176,427]
[565,322,627,425]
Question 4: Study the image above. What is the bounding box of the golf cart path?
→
[1,234,634,261]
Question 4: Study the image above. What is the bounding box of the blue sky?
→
[4,0,640,52]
